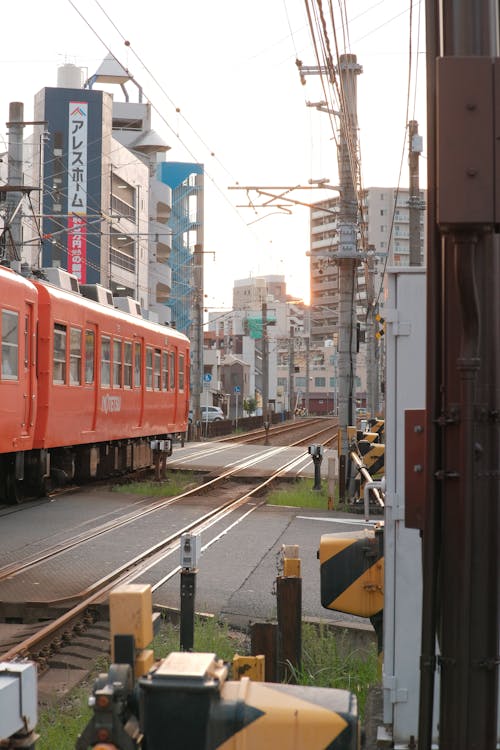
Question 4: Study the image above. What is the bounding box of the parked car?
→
[188,406,225,423]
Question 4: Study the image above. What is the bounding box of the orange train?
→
[0,265,190,503]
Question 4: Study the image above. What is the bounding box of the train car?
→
[0,267,190,502]
[0,266,39,501]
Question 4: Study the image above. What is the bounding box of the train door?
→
[21,303,36,437]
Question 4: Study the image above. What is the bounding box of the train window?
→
[101,336,111,387]
[124,341,132,388]
[146,346,153,390]
[70,327,82,385]
[162,351,168,390]
[85,330,95,384]
[179,354,185,390]
[53,323,67,384]
[169,351,176,390]
[154,348,161,390]
[134,342,142,387]
[113,339,122,388]
[24,315,29,369]
[1,309,19,380]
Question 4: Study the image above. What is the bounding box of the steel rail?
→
[0,450,318,662]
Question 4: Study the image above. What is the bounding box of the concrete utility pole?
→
[408,119,422,266]
[6,103,25,260]
[304,310,310,414]
[288,324,295,414]
[191,171,205,440]
[191,244,203,439]
[261,301,269,424]
[337,54,362,460]
[364,248,378,417]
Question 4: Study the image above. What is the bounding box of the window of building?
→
[101,336,111,387]
[315,377,326,387]
[70,327,82,385]
[113,339,122,387]
[124,341,132,388]
[53,323,67,384]
[85,330,95,384]
[295,376,306,388]
[1,309,19,380]
[146,346,153,390]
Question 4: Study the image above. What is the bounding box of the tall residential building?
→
[309,187,426,343]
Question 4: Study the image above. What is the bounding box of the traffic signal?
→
[375,313,385,340]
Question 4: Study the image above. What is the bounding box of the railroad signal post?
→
[308,444,324,491]
[179,533,200,652]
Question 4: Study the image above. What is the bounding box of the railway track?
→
[0,444,330,667]
[218,416,338,447]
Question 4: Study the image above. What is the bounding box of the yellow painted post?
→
[109,583,154,678]
[232,654,265,681]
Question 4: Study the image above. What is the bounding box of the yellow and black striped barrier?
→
[357,440,385,476]
[217,676,359,749]
[319,530,384,618]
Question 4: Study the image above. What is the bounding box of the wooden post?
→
[276,576,302,683]
[327,456,337,510]
[250,622,278,682]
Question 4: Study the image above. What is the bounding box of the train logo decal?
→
[101,394,122,415]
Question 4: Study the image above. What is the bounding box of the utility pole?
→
[364,247,378,417]
[408,119,422,266]
[6,102,25,259]
[304,310,310,415]
[191,172,205,441]
[261,301,269,425]
[337,54,362,462]
[288,324,295,415]
[191,244,203,440]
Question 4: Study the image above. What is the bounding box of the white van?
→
[189,406,225,423]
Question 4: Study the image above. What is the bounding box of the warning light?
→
[375,313,385,339]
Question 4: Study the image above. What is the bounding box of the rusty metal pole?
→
[421,1,500,748]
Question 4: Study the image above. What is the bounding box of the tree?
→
[243,397,257,416]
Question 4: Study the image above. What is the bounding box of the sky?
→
[1,0,426,309]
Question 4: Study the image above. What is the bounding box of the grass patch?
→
[290,623,379,717]
[153,616,248,662]
[113,470,199,497]
[266,478,333,509]
[37,617,377,748]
